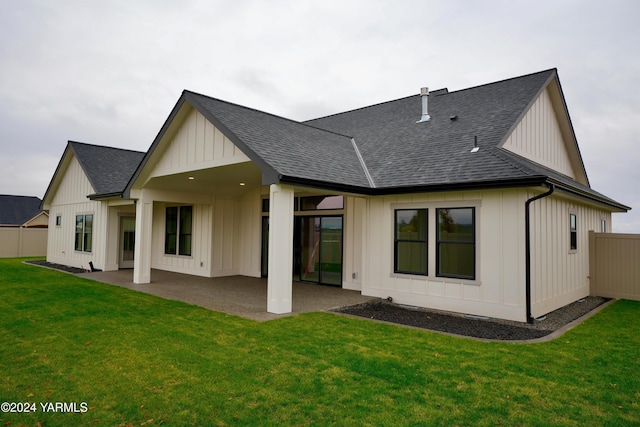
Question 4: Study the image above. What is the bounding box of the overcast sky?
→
[1,0,638,231]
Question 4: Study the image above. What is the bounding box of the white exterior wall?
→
[104,202,136,271]
[151,201,210,277]
[132,105,262,279]
[342,196,365,291]
[46,156,109,271]
[502,87,576,179]
[530,192,611,317]
[362,189,527,322]
[146,189,262,279]
[239,188,262,278]
[148,107,250,179]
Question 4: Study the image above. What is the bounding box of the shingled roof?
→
[0,195,43,226]
[304,70,559,190]
[183,91,372,190]
[145,69,622,210]
[67,141,146,199]
[42,141,146,206]
[115,69,629,211]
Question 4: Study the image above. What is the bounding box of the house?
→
[0,195,48,227]
[41,69,629,322]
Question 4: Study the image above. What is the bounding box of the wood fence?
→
[589,231,640,301]
[0,227,48,258]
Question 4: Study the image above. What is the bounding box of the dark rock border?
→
[25,260,88,274]
[332,296,610,341]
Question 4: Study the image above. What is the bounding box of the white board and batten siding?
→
[342,196,366,291]
[46,156,108,271]
[137,105,263,279]
[363,189,528,322]
[148,107,250,179]
[529,193,611,318]
[502,87,577,180]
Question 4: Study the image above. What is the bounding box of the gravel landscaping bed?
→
[333,296,610,341]
[25,260,88,274]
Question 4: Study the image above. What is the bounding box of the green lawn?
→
[0,258,638,426]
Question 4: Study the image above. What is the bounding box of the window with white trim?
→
[569,212,578,251]
[75,214,93,252]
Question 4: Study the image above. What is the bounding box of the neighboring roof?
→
[125,69,627,211]
[0,195,43,226]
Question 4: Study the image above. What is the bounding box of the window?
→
[301,195,344,211]
[55,215,62,227]
[394,209,428,275]
[165,206,193,256]
[437,208,475,279]
[74,214,93,252]
[569,213,577,250]
[601,218,607,233]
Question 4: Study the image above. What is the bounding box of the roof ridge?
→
[304,69,556,123]
[68,140,145,154]
[183,90,355,140]
[303,94,418,123]
[442,68,557,96]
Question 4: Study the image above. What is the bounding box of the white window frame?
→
[569,209,578,254]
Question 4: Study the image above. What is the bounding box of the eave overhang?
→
[278,174,629,212]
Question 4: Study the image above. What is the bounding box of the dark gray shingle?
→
[185,92,372,189]
[0,195,43,225]
[304,69,555,189]
[69,141,145,197]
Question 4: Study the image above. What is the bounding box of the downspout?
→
[525,183,555,324]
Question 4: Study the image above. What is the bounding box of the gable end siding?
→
[502,88,576,179]
[50,157,96,205]
[149,107,251,179]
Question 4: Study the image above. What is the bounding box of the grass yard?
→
[0,258,638,426]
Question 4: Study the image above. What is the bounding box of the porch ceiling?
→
[143,161,264,197]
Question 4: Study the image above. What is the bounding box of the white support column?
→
[267,184,295,314]
[133,194,153,284]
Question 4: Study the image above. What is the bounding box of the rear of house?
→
[41,68,629,322]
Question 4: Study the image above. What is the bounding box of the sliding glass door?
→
[300,216,343,286]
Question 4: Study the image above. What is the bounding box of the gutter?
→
[524,183,555,324]
[87,192,124,201]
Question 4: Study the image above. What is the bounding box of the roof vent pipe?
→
[416,87,431,123]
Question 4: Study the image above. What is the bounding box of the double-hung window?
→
[436,208,475,280]
[394,209,428,275]
[165,206,193,256]
[75,214,93,252]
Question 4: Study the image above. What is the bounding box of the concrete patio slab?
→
[80,269,376,321]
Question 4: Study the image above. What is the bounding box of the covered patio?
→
[80,269,376,321]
